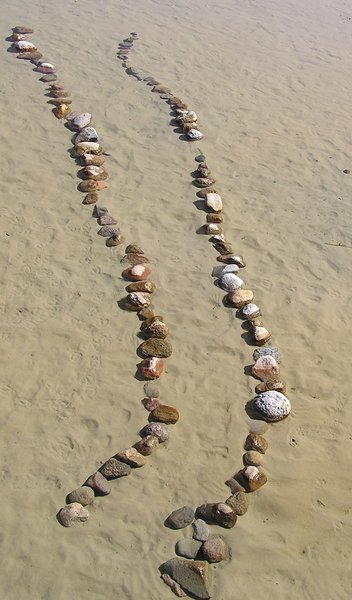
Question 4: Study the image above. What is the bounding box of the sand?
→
[0,0,352,598]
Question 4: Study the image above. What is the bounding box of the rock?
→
[82,192,98,205]
[254,391,291,422]
[106,233,123,247]
[142,397,161,411]
[217,273,244,292]
[99,457,131,479]
[225,491,249,516]
[72,112,92,130]
[14,40,37,52]
[176,538,202,559]
[214,241,233,255]
[248,419,269,434]
[17,51,43,60]
[97,214,117,226]
[35,62,56,74]
[126,244,144,254]
[140,422,171,442]
[152,84,172,93]
[143,319,169,338]
[150,405,179,424]
[240,466,267,492]
[121,253,150,266]
[97,225,119,237]
[79,180,108,192]
[166,506,195,529]
[161,573,187,597]
[140,315,164,331]
[81,153,105,166]
[225,478,245,494]
[187,129,204,140]
[251,355,280,381]
[241,303,261,319]
[201,536,228,563]
[243,450,264,467]
[253,346,281,363]
[161,558,212,599]
[205,193,222,213]
[255,380,286,394]
[85,472,111,496]
[195,154,206,162]
[40,74,57,83]
[75,127,99,143]
[207,213,224,223]
[217,254,246,267]
[143,381,160,398]
[192,519,209,542]
[53,104,71,119]
[205,223,222,235]
[66,486,95,506]
[138,307,155,320]
[133,435,159,456]
[122,265,151,281]
[212,264,239,278]
[139,338,172,358]
[115,447,147,467]
[197,164,211,178]
[125,292,151,311]
[196,503,237,529]
[81,165,108,181]
[244,433,268,453]
[73,142,103,156]
[253,326,272,345]
[51,89,71,99]
[13,26,35,34]
[225,289,254,308]
[59,502,89,527]
[125,282,155,297]
[194,177,215,188]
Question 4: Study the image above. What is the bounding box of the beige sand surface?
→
[1,0,352,598]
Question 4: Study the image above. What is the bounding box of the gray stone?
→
[160,558,212,599]
[99,457,131,479]
[248,419,269,435]
[166,506,195,529]
[161,573,187,597]
[140,422,170,442]
[201,536,228,563]
[143,382,160,398]
[254,391,291,422]
[243,450,264,467]
[192,519,209,542]
[59,502,89,527]
[253,346,281,363]
[176,538,202,559]
[66,486,95,506]
[225,491,249,516]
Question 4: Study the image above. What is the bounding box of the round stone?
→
[133,435,159,456]
[59,502,89,527]
[244,433,268,454]
[122,264,151,281]
[176,538,202,559]
[253,346,281,363]
[243,450,264,467]
[166,506,195,529]
[66,486,95,506]
[201,536,228,563]
[192,519,209,542]
[115,447,147,467]
[253,326,271,345]
[217,273,244,292]
[254,391,291,422]
[248,419,269,435]
[140,422,171,442]
[241,303,261,319]
[99,457,131,479]
[139,338,172,358]
[225,491,249,516]
[195,154,206,162]
[142,397,161,411]
[251,356,280,381]
[144,381,160,398]
[225,289,254,308]
[150,405,179,424]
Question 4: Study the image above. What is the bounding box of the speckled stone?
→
[196,503,237,529]
[166,506,195,529]
[251,355,280,381]
[139,338,172,358]
[201,536,228,563]
[244,433,268,454]
[143,381,160,398]
[192,519,209,542]
[255,380,287,394]
[142,397,161,411]
[140,422,170,442]
[99,457,131,479]
[254,391,291,422]
[225,491,249,516]
[66,486,95,506]
[133,435,159,456]
[176,538,202,559]
[59,502,89,527]
[150,405,179,424]
[85,472,111,496]
[115,447,147,467]
[253,346,282,363]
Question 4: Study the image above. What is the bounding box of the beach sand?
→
[0,0,351,598]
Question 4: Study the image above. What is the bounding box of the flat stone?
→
[217,254,246,267]
[120,253,150,266]
[214,241,233,255]
[196,187,217,198]
[201,536,228,563]
[217,273,244,292]
[143,381,160,398]
[125,292,151,311]
[212,264,239,278]
[166,506,195,529]
[225,491,249,516]
[176,538,202,559]
[244,433,268,454]
[248,419,269,435]
[143,320,169,339]
[139,338,172,358]
[205,223,222,235]
[150,405,179,424]
[82,192,98,205]
[254,391,291,422]
[142,397,161,411]
[196,503,237,529]
[98,225,118,237]
[92,205,108,217]
[256,380,286,394]
[207,213,224,223]
[205,193,222,213]
[66,486,95,506]
[195,154,206,162]
[140,422,171,442]
[99,457,131,479]
[98,214,117,226]
[115,447,147,467]
[225,289,254,308]
[84,472,111,496]
[241,303,261,319]
[243,450,264,467]
[139,357,164,379]
[161,573,187,597]
[133,435,159,456]
[125,244,144,254]
[122,265,151,281]
[192,519,209,542]
[126,281,156,294]
[253,346,281,363]
[160,558,212,599]
[225,478,245,494]
[251,356,280,381]
[59,502,89,527]
[240,466,267,492]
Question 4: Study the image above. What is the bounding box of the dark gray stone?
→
[175,538,202,559]
[160,558,212,599]
[192,519,209,542]
[99,457,131,479]
[166,506,195,529]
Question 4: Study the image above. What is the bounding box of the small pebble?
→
[59,502,89,527]
[166,506,195,529]
[143,381,160,398]
[195,154,206,162]
[66,486,95,506]
[192,519,209,542]
[248,419,269,435]
[201,536,228,563]
[244,433,268,454]
[85,472,111,496]
[176,538,202,559]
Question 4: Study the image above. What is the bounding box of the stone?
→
[82,192,98,205]
[225,289,254,308]
[254,391,291,422]
[217,273,244,292]
[225,491,249,516]
[166,506,195,529]
[176,538,202,559]
[106,233,123,247]
[196,188,218,198]
[244,433,268,454]
[142,397,161,411]
[212,264,239,278]
[197,164,211,178]
[98,214,117,226]
[150,405,179,424]
[140,422,170,442]
[143,381,160,398]
[217,254,246,267]
[85,472,111,496]
[253,326,272,345]
[253,346,281,363]
[195,154,206,162]
[161,559,212,599]
[59,502,89,527]
[205,193,222,213]
[187,129,204,140]
[139,338,172,358]
[133,435,159,456]
[53,104,71,119]
[72,112,92,130]
[125,244,144,254]
[97,225,119,237]
[14,40,37,52]
[99,457,131,479]
[13,26,35,34]
[205,223,222,235]
[225,478,245,494]
[214,241,233,255]
[195,177,215,188]
[240,466,267,492]
[255,380,286,394]
[140,315,164,330]
[251,355,280,381]
[207,213,224,223]
[121,253,150,266]
[115,447,147,467]
[143,319,169,338]
[125,292,151,311]
[192,519,209,542]
[66,486,95,506]
[161,573,187,597]
[152,84,172,93]
[40,74,57,83]
[122,265,151,281]
[248,419,269,434]
[243,450,264,467]
[201,536,228,563]
[241,303,261,319]
[81,154,105,166]
[196,503,237,529]
[138,307,155,320]
[75,126,99,143]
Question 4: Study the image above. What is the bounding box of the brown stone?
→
[139,357,164,379]
[122,265,151,281]
[255,380,286,394]
[206,213,224,223]
[225,289,254,308]
[214,241,233,255]
[133,435,159,456]
[138,307,155,320]
[126,281,156,294]
[240,466,267,492]
[225,491,249,516]
[252,326,272,346]
[124,292,152,311]
[115,447,147,467]
[196,187,218,198]
[143,319,169,339]
[120,253,150,266]
[82,192,98,205]
[139,338,172,358]
[244,433,268,454]
[225,478,245,494]
[243,450,264,467]
[125,244,144,254]
[196,503,237,529]
[150,405,179,424]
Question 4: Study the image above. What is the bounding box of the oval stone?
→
[201,536,228,563]
[66,486,95,506]
[139,338,172,358]
[243,450,264,467]
[244,433,268,454]
[115,447,147,467]
[133,435,159,456]
[150,405,179,424]
[225,491,249,516]
[205,193,222,213]
[225,289,254,308]
[166,506,195,529]
[217,273,244,292]
[140,422,170,442]
[254,391,291,422]
[251,355,280,381]
[59,502,89,527]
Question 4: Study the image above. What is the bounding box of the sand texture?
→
[0,0,352,598]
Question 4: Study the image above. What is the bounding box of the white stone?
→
[15,40,36,51]
[254,391,291,422]
[75,127,99,143]
[72,112,92,130]
[211,264,239,278]
[217,273,244,292]
[85,165,104,176]
[242,303,261,319]
[40,62,55,69]
[130,264,145,276]
[205,223,222,235]
[205,193,222,213]
[253,326,271,344]
[187,128,203,140]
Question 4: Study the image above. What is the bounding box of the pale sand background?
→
[0,0,351,598]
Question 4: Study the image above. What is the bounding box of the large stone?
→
[176,538,202,559]
[201,536,228,563]
[254,391,291,422]
[84,472,111,496]
[139,338,172,358]
[161,558,212,599]
[239,466,267,492]
[244,433,268,454]
[59,502,89,527]
[253,346,281,363]
[115,447,147,467]
[150,405,179,424]
[133,435,159,456]
[99,457,131,479]
[66,486,95,506]
[166,506,195,529]
[251,355,280,381]
[140,422,171,442]
[139,357,164,379]
[225,491,249,516]
[225,289,254,308]
[192,519,209,542]
[196,503,237,529]
[205,193,222,213]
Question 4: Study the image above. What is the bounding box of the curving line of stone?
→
[7,26,180,528]
[118,35,293,599]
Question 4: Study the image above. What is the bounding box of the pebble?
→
[97,225,119,237]
[143,319,169,338]
[93,206,108,219]
[72,112,92,130]
[166,506,195,529]
[255,380,286,394]
[140,421,170,442]
[126,281,155,294]
[244,433,268,454]
[217,273,244,292]
[253,325,272,345]
[225,478,245,494]
[225,491,249,516]
[125,292,151,311]
[120,253,150,266]
[251,355,280,381]
[75,127,99,143]
[241,303,261,319]
[53,104,71,119]
[253,346,281,363]
[240,466,268,492]
[97,214,117,226]
[195,154,206,162]
[143,381,160,398]
[139,338,172,358]
[196,503,237,529]
[212,264,239,278]
[205,223,222,235]
[214,241,233,255]
[66,486,95,506]
[176,538,202,559]
[125,244,144,254]
[122,264,151,281]
[161,573,187,597]
[13,26,35,34]
[81,154,105,166]
[194,177,215,188]
[40,74,57,82]
[85,472,111,496]
[207,213,224,223]
[192,519,209,542]
[59,502,89,527]
[150,404,179,424]
[201,536,228,563]
[139,356,165,381]
[142,397,161,411]
[106,233,123,247]
[82,192,98,205]
[161,559,212,599]
[205,192,222,213]
[254,391,291,421]
[243,450,264,467]
[225,289,254,308]
[187,129,204,140]
[217,254,246,267]
[139,307,155,320]
[115,447,147,467]
[79,180,108,192]
[248,419,269,434]
[99,457,131,479]
[133,435,159,456]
